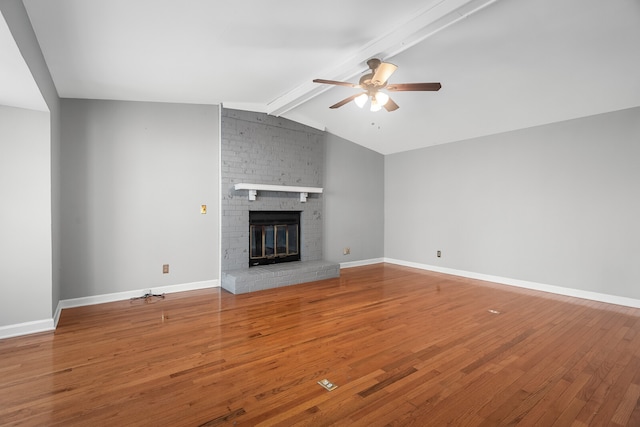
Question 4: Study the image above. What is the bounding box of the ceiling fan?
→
[313,58,441,112]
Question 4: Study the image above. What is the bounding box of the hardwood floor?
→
[1,263,640,426]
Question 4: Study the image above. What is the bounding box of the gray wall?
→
[323,132,384,264]
[1,0,61,326]
[61,99,219,299]
[221,109,325,271]
[385,106,640,299]
[0,106,51,327]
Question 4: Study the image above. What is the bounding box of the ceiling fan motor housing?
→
[367,58,382,70]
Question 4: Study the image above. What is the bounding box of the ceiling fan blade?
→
[384,97,399,112]
[371,62,398,86]
[329,93,361,109]
[313,79,360,88]
[386,82,442,91]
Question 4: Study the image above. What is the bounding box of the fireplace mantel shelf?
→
[234,183,323,202]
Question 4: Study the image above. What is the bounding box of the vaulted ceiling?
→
[4,0,640,154]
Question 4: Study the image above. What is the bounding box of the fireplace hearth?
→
[249,211,301,267]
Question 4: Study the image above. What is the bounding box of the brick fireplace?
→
[220,109,339,294]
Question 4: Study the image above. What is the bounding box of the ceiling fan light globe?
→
[376,92,389,106]
[355,93,368,108]
[370,100,382,112]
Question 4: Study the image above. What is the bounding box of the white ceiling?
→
[7,0,640,154]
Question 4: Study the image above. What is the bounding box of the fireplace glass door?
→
[249,211,301,266]
[250,224,298,260]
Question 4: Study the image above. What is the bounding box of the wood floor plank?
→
[1,263,640,426]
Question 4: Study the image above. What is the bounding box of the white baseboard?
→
[0,318,55,340]
[384,258,640,309]
[58,279,219,310]
[3,280,219,340]
[340,258,384,269]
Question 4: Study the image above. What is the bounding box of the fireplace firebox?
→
[249,211,301,267]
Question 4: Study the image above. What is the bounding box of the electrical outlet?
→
[343,247,350,255]
[162,264,169,274]
[201,204,207,214]
[437,250,441,258]
[318,378,338,391]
